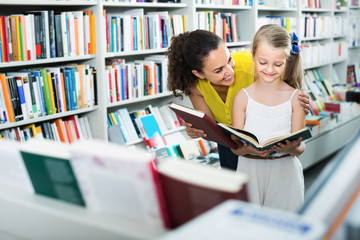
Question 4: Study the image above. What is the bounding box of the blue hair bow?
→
[290,32,300,55]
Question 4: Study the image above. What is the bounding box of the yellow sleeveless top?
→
[195,50,254,125]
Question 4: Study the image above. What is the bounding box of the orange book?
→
[19,16,28,61]
[64,120,75,143]
[0,73,15,122]
[197,139,207,156]
[90,14,95,54]
[9,16,19,61]
[52,118,69,143]
[74,18,80,56]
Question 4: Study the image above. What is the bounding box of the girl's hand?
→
[230,135,273,157]
[183,122,207,139]
[298,91,310,114]
[271,137,303,155]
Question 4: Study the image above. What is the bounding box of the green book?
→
[20,139,85,207]
[40,68,54,115]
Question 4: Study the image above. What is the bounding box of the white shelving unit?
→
[0,1,359,239]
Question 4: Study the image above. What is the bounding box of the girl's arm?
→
[272,91,306,156]
[183,86,215,139]
[231,90,273,157]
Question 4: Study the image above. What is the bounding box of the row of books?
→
[301,41,348,68]
[300,14,333,39]
[107,103,182,144]
[348,10,360,47]
[302,69,360,135]
[1,138,249,230]
[0,64,96,124]
[256,16,296,33]
[105,56,167,103]
[105,10,186,53]
[0,10,95,63]
[104,0,181,2]
[302,0,321,8]
[196,11,239,43]
[196,0,252,6]
[0,114,92,143]
[258,0,296,8]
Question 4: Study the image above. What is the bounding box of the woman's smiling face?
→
[192,44,235,87]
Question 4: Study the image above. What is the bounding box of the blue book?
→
[30,71,47,116]
[139,114,162,139]
[64,68,76,110]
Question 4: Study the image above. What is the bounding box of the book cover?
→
[168,103,237,149]
[156,158,249,229]
[20,139,85,206]
[218,123,312,151]
[159,200,326,240]
[0,140,33,192]
[69,139,167,229]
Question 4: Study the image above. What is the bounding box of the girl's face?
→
[192,44,235,87]
[253,41,287,84]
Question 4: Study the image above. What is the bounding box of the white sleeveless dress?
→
[236,89,304,212]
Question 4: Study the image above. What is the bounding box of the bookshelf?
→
[0,0,359,238]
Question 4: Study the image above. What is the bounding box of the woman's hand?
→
[298,91,310,114]
[230,135,272,157]
[183,122,207,139]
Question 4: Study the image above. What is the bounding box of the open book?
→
[168,103,237,149]
[217,123,312,151]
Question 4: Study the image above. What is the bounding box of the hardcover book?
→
[168,103,238,149]
[156,158,249,229]
[20,139,85,206]
[218,123,312,151]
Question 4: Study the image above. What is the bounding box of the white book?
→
[160,200,326,240]
[0,140,34,193]
[24,14,35,61]
[68,139,165,229]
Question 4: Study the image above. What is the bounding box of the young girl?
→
[166,29,310,171]
[231,24,306,212]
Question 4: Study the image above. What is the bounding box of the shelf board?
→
[103,2,187,8]
[0,106,98,131]
[0,0,97,6]
[257,7,297,11]
[107,92,173,108]
[105,49,167,58]
[304,62,332,70]
[301,8,333,12]
[0,55,96,69]
[302,36,332,41]
[226,41,251,47]
[195,4,251,10]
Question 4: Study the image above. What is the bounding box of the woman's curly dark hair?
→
[165,30,223,98]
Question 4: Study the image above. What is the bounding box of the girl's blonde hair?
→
[252,24,303,89]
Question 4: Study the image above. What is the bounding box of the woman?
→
[165,29,309,170]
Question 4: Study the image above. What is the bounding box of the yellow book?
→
[21,124,37,138]
[46,72,56,114]
[15,16,22,61]
[182,15,186,32]
[110,112,118,125]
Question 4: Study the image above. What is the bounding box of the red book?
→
[168,102,238,149]
[156,158,249,229]
[65,115,81,140]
